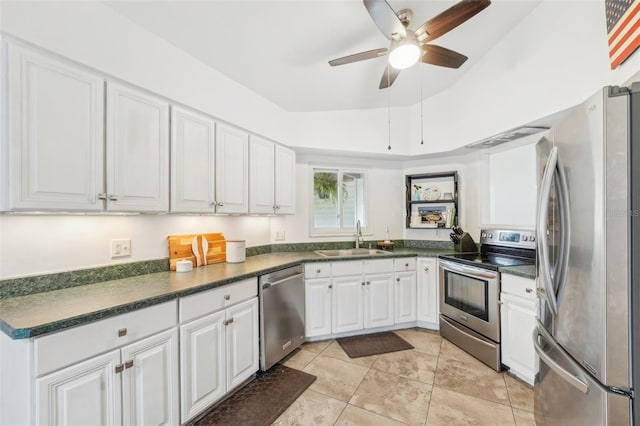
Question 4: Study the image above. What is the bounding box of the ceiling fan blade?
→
[421,44,468,68]
[379,65,401,89]
[328,48,388,66]
[363,0,407,40]
[415,0,491,43]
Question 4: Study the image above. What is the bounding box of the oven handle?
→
[439,260,498,280]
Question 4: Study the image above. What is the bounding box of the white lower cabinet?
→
[500,274,538,385]
[179,311,226,423]
[36,328,179,426]
[332,275,365,333]
[36,350,122,426]
[226,298,259,390]
[394,271,417,323]
[364,272,395,329]
[305,277,332,337]
[417,258,439,328]
[179,284,259,423]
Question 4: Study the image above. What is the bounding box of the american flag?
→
[606,0,640,69]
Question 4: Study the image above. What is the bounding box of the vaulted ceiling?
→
[105,1,541,112]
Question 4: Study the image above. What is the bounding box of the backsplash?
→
[0,240,452,299]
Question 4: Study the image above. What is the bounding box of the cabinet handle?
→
[118,328,127,337]
[97,193,107,200]
[405,263,409,267]
[115,364,124,374]
[361,282,365,286]
[211,200,217,206]
[316,268,321,273]
[218,202,224,207]
[224,294,231,300]
[498,300,504,305]
[124,360,134,369]
[396,278,400,282]
[224,318,234,326]
[366,281,370,286]
[328,284,333,289]
[109,194,119,201]
[424,267,429,272]
[525,288,533,293]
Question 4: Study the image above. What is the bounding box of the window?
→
[311,168,368,235]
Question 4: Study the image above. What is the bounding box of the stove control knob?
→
[522,236,528,241]
[530,236,536,242]
[488,233,493,238]
[481,233,487,238]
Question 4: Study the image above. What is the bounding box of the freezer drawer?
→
[533,325,631,426]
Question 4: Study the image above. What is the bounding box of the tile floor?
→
[273,328,535,426]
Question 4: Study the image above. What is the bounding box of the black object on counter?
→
[450,228,477,252]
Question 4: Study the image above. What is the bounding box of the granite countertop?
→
[0,249,454,340]
[0,248,536,339]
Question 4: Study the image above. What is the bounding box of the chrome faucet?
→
[355,219,363,249]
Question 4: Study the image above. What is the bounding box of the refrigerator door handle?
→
[537,147,560,315]
[533,325,589,394]
[554,153,571,305]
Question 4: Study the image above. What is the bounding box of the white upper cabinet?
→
[106,82,169,212]
[274,144,296,214]
[5,45,105,211]
[215,124,248,214]
[249,137,296,215]
[249,136,275,214]
[170,106,216,213]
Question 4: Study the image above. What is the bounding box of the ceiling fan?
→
[329,0,491,89]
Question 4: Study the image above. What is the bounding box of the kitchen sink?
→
[315,248,392,257]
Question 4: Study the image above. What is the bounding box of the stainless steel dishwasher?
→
[259,265,305,371]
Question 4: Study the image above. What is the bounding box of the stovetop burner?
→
[439,252,535,271]
[440,227,536,271]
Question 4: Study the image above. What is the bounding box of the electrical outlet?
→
[111,239,131,258]
[275,231,285,241]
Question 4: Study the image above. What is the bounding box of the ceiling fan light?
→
[389,42,421,70]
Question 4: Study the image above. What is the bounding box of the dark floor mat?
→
[190,364,316,426]
[337,331,414,358]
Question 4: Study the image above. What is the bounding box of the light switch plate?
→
[111,239,131,258]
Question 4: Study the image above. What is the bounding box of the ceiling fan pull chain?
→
[420,62,424,145]
[387,64,391,151]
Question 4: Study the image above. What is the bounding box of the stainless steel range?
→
[438,228,536,370]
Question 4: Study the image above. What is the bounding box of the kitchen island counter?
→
[0,248,457,339]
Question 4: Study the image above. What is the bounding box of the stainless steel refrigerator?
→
[534,83,638,425]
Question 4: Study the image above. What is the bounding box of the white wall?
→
[0,215,271,278]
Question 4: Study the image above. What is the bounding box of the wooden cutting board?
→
[167,233,226,271]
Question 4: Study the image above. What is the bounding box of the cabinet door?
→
[500,293,538,385]
[274,145,296,214]
[394,271,417,323]
[7,45,104,211]
[332,275,364,334]
[248,136,275,214]
[170,106,216,213]
[106,82,169,212]
[305,278,332,337]
[180,310,226,423]
[364,272,394,329]
[417,258,439,325]
[215,124,248,214]
[36,350,121,426]
[226,298,259,390]
[121,328,179,426]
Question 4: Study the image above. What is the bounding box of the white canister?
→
[226,240,246,263]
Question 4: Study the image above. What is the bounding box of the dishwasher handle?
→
[262,272,304,290]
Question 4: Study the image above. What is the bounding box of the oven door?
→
[439,259,500,342]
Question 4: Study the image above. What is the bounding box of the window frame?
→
[309,166,370,237]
